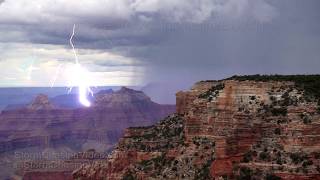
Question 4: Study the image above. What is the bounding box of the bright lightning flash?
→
[68,24,93,107]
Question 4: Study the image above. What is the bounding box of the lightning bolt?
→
[50,64,63,88]
[49,24,93,107]
[70,24,79,64]
[68,24,92,107]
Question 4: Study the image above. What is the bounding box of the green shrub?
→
[270,96,276,102]
[281,91,292,106]
[290,152,307,164]
[302,160,313,167]
[303,117,312,124]
[228,75,320,101]
[198,83,225,100]
[300,113,312,124]
[195,159,213,180]
[238,167,252,180]
[276,158,282,165]
[275,151,282,165]
[242,151,253,163]
[123,171,136,180]
[271,107,287,116]
[274,128,281,135]
[259,152,270,161]
[266,174,281,180]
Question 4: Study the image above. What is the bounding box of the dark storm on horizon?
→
[0,0,319,104]
[0,0,320,180]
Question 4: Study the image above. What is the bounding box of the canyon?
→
[0,87,175,179]
[73,75,320,180]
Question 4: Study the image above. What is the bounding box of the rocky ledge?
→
[73,75,320,180]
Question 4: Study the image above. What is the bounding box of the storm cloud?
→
[0,0,319,103]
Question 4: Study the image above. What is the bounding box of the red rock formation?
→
[73,79,320,180]
[0,88,175,179]
[27,94,54,110]
[178,80,320,179]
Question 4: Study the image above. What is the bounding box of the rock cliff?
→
[73,75,320,180]
[27,94,54,110]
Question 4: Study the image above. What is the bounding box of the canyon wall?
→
[178,80,320,179]
[74,78,320,179]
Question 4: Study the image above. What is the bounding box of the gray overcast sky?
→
[0,0,319,103]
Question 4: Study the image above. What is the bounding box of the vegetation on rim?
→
[228,74,320,101]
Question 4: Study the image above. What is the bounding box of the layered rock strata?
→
[74,77,320,179]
